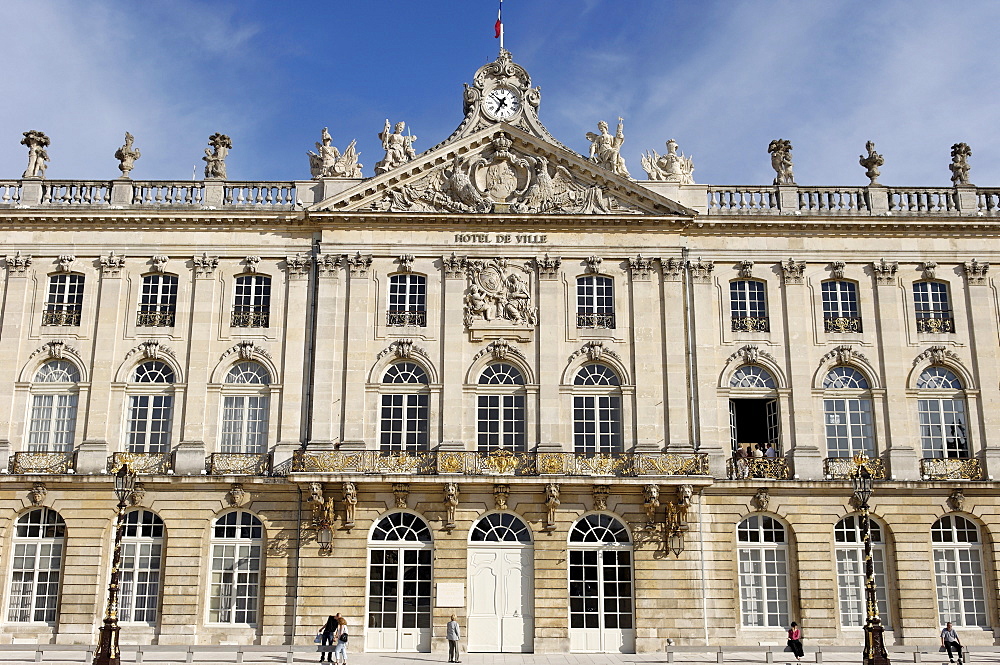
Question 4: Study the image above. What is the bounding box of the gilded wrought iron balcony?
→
[920,457,983,481]
[824,316,863,333]
[231,310,270,328]
[915,315,954,333]
[576,313,616,329]
[207,452,273,476]
[136,310,176,328]
[9,451,75,474]
[386,310,427,327]
[727,456,790,480]
[731,316,769,333]
[42,309,82,326]
[824,456,886,480]
[108,451,173,475]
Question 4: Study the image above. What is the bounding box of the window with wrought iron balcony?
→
[730,279,768,333]
[576,275,615,329]
[822,280,862,333]
[136,274,178,327]
[387,274,427,327]
[42,273,84,326]
[231,274,271,328]
[913,281,954,333]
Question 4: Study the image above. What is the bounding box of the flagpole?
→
[498,0,504,51]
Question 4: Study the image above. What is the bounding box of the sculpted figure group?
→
[308,127,363,179]
[586,118,630,178]
[375,120,418,174]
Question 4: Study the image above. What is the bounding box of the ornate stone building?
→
[0,51,998,654]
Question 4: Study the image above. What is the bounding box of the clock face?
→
[483,88,521,120]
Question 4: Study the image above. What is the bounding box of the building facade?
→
[1,51,999,653]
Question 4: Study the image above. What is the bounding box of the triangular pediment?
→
[309,125,696,217]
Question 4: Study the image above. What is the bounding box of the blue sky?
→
[3,1,1000,186]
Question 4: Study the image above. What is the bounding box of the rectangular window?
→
[577,276,615,329]
[918,398,968,458]
[379,393,429,451]
[42,274,84,326]
[220,395,269,454]
[137,275,179,327]
[232,275,271,328]
[822,280,862,333]
[7,542,62,623]
[823,398,874,457]
[731,280,769,332]
[119,541,162,623]
[477,394,526,451]
[573,395,622,453]
[836,546,890,627]
[914,281,954,333]
[209,543,260,624]
[934,547,988,627]
[387,274,427,327]
[127,395,173,453]
[27,394,77,452]
[738,547,789,627]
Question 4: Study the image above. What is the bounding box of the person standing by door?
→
[447,614,461,663]
[941,621,962,663]
[786,621,803,661]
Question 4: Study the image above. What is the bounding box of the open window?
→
[728,366,779,456]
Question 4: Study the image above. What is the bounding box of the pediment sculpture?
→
[641,138,694,184]
[464,257,537,328]
[308,127,363,179]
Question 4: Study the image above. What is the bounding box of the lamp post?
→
[94,463,136,665]
[852,461,890,665]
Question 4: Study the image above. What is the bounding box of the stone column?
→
[535,256,563,452]
[628,256,665,452]
[339,253,373,449]
[308,251,344,449]
[438,254,466,451]
[662,258,692,451]
[781,265,823,480]
[275,254,311,465]
[688,259,727,478]
[962,263,1000,476]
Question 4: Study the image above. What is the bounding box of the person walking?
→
[786,621,803,662]
[941,621,962,663]
[319,614,339,663]
[333,616,349,665]
[446,614,461,663]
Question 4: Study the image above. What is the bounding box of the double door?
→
[467,547,533,652]
[366,548,432,652]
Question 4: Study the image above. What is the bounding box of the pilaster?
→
[278,254,311,448]
[628,256,664,452]
[963,265,1000,477]
[662,258,691,451]
[309,252,344,446]
[439,255,466,449]
[688,259,727,478]
[81,256,126,449]
[339,254,372,447]
[0,256,33,443]
[180,254,219,450]
[782,268,823,480]
[535,256,563,452]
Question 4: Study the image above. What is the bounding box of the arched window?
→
[573,364,622,453]
[568,515,634,653]
[367,513,433,652]
[42,273,84,327]
[208,511,263,625]
[6,508,65,623]
[730,366,776,389]
[232,274,271,328]
[27,360,80,452]
[915,367,968,458]
[577,275,615,329]
[932,516,987,627]
[387,274,427,327]
[913,281,954,333]
[470,513,531,543]
[823,367,874,458]
[127,361,175,453]
[379,362,430,451]
[120,510,165,623]
[137,274,179,327]
[737,515,789,628]
[477,363,526,452]
[730,280,769,332]
[220,362,271,454]
[834,516,890,628]
[822,280,862,333]
[729,366,779,458]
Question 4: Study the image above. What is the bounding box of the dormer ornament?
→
[781,258,805,285]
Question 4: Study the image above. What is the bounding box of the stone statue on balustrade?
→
[307,127,363,179]
[203,133,232,179]
[950,142,972,186]
[768,139,795,185]
[641,138,694,183]
[21,130,50,179]
[375,120,418,175]
[859,140,883,186]
[586,118,630,178]
[115,132,141,179]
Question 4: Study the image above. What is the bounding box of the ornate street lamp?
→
[852,459,890,665]
[665,501,685,557]
[94,463,137,665]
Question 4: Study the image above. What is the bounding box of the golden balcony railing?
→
[727,456,790,480]
[920,457,983,481]
[438,449,534,475]
[292,449,437,474]
[9,451,75,474]
[207,452,273,476]
[230,310,270,328]
[108,452,173,474]
[824,316,863,333]
[824,456,886,480]
[41,309,82,326]
[136,310,176,327]
[731,316,769,333]
[915,315,954,333]
[632,452,710,476]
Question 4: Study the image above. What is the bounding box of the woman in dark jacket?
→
[320,614,339,662]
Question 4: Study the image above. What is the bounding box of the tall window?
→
[232,275,271,328]
[573,364,622,454]
[387,274,427,327]
[7,508,65,623]
[823,367,874,458]
[27,360,80,452]
[120,510,164,624]
[477,363,526,452]
[137,274,178,327]
[577,276,615,329]
[737,515,789,628]
[731,280,769,332]
[42,273,84,326]
[835,516,890,628]
[367,512,433,647]
[126,361,175,454]
[729,366,779,457]
[209,511,263,625]
[914,281,954,333]
[822,281,862,333]
[932,516,987,628]
[568,514,634,653]
[916,367,968,458]
[379,362,430,451]
[220,362,271,454]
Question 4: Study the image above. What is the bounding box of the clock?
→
[483,87,521,121]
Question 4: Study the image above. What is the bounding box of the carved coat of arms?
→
[464,258,537,327]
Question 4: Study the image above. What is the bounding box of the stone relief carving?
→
[726,344,776,368]
[859,141,883,186]
[831,261,846,280]
[819,345,870,368]
[913,345,962,368]
[752,487,770,512]
[471,338,526,364]
[203,133,231,180]
[308,482,324,505]
[392,483,409,509]
[397,254,415,272]
[346,252,372,277]
[628,255,656,280]
[586,118,630,179]
[375,120,418,175]
[443,483,459,529]
[125,340,176,362]
[227,483,248,507]
[950,142,972,186]
[376,339,430,364]
[493,484,510,510]
[343,482,358,528]
[544,482,560,529]
[535,254,561,279]
[585,256,603,274]
[244,256,261,273]
[643,484,660,524]
[29,340,80,362]
[317,254,342,277]
[57,255,75,273]
[662,257,684,281]
[193,253,219,278]
[5,252,32,274]
[688,258,714,283]
[569,341,622,366]
[675,485,693,528]
[964,259,990,285]
[921,261,938,280]
[872,259,898,285]
[442,253,467,279]
[101,251,126,276]
[738,260,754,279]
[115,132,141,179]
[219,340,272,363]
[151,255,169,273]
[285,254,311,277]
[463,258,537,327]
[948,489,965,512]
[593,485,610,511]
[308,127,363,179]
[641,138,694,183]
[130,482,146,506]
[21,130,50,179]
[781,258,805,285]
[29,482,47,506]
[768,139,794,185]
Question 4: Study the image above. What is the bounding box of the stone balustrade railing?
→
[705,184,986,216]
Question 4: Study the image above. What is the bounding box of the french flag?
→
[495,0,502,39]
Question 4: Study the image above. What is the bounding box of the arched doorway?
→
[467,512,533,652]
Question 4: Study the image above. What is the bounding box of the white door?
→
[366,547,433,652]
[468,547,533,652]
